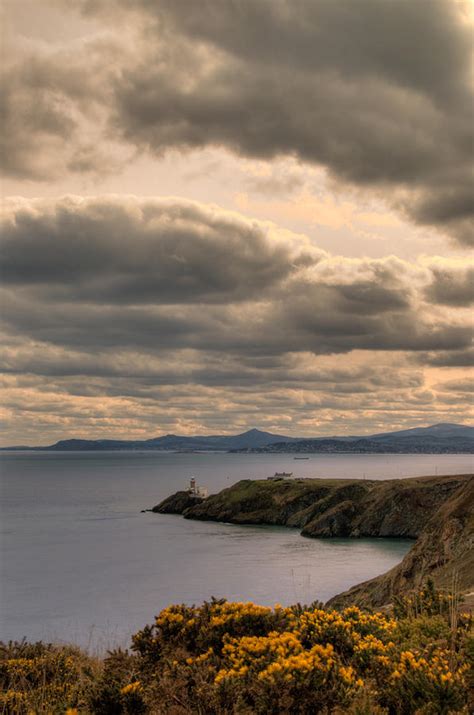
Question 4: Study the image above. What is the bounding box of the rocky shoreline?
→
[153,474,474,607]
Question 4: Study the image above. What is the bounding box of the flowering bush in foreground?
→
[1,584,472,713]
[0,641,99,714]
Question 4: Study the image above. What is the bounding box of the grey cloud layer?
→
[109,0,473,244]
[2,196,471,445]
[2,355,471,444]
[2,197,316,303]
[424,264,474,306]
[2,0,473,245]
[0,36,121,180]
[1,196,471,363]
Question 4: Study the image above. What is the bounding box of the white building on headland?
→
[267,471,293,480]
[188,476,208,498]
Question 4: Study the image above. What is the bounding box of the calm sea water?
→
[1,451,472,651]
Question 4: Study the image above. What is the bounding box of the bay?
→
[1,451,472,651]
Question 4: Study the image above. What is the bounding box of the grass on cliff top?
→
[2,581,472,714]
[209,474,472,506]
[214,477,358,504]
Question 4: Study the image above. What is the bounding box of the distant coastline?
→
[2,422,473,454]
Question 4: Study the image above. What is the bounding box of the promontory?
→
[152,474,474,608]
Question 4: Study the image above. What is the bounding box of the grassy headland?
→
[153,474,474,608]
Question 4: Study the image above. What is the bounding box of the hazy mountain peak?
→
[239,428,268,436]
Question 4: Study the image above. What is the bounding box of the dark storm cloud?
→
[422,348,474,368]
[3,1,472,245]
[1,197,471,362]
[1,194,471,447]
[1,196,317,303]
[424,264,474,306]
[85,0,469,99]
[274,295,470,354]
[2,287,470,357]
[91,0,473,245]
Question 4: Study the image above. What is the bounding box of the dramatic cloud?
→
[101,0,474,245]
[422,348,474,368]
[2,0,472,245]
[424,261,474,306]
[1,196,471,362]
[1,1,472,444]
[0,196,471,445]
[0,30,125,180]
[1,196,317,303]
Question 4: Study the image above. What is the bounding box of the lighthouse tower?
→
[188,476,208,498]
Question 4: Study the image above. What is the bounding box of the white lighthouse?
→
[188,476,208,498]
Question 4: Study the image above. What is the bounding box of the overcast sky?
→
[1,0,473,445]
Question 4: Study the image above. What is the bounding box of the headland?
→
[153,473,474,608]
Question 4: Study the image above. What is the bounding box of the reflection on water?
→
[1,451,471,650]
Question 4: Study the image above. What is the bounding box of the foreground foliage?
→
[1,583,472,714]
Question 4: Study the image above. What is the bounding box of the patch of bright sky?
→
[3,146,458,261]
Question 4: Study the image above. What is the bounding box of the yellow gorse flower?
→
[4,589,469,714]
[121,681,141,695]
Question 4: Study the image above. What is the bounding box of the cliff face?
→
[301,477,465,539]
[328,476,474,608]
[153,474,471,539]
[152,474,474,606]
[153,490,204,514]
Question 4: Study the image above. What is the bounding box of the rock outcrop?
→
[152,474,473,606]
[152,490,204,514]
[329,475,474,608]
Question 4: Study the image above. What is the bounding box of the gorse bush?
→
[87,649,146,715]
[0,640,99,714]
[1,585,472,714]
[393,580,460,620]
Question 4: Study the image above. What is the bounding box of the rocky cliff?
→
[152,474,473,606]
[154,490,204,514]
[328,475,474,608]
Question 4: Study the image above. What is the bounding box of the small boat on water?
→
[294,457,309,460]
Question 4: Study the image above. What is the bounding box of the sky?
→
[1,0,473,445]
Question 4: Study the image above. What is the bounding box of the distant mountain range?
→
[2,423,473,453]
[240,438,474,455]
[233,423,474,454]
[1,428,298,452]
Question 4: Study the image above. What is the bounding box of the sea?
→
[1,451,472,652]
